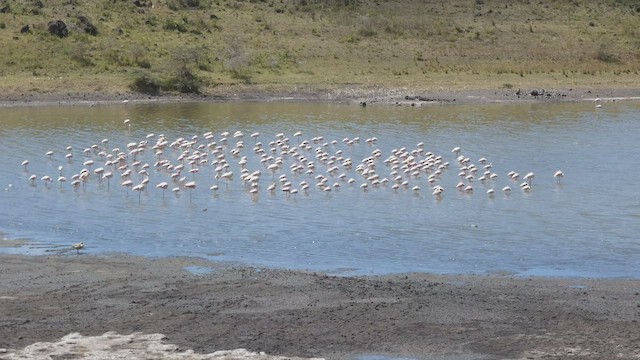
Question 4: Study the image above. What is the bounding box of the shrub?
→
[137,59,152,69]
[595,44,620,64]
[223,34,251,81]
[169,66,201,94]
[167,0,211,10]
[290,0,360,12]
[78,15,98,36]
[128,44,152,68]
[130,72,161,95]
[70,42,94,67]
[163,19,188,33]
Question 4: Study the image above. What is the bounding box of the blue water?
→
[0,100,639,278]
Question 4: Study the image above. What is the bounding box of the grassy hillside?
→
[1,0,639,96]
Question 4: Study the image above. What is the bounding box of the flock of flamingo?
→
[19,119,565,203]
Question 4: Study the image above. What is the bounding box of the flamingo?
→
[121,179,133,196]
[132,183,145,202]
[156,182,169,199]
[554,170,564,183]
[94,167,104,182]
[524,172,535,185]
[103,171,113,190]
[41,175,52,187]
[185,181,197,200]
[220,171,233,188]
[267,163,279,178]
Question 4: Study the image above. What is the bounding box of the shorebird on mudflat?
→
[72,242,85,255]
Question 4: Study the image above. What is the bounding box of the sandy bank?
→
[0,254,638,360]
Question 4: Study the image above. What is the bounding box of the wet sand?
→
[0,254,638,359]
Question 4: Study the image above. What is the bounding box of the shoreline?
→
[1,237,636,281]
[0,86,639,108]
[1,253,639,360]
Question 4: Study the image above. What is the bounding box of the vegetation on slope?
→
[1,0,639,96]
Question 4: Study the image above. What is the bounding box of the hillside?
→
[1,0,639,97]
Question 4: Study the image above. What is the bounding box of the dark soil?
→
[1,254,639,359]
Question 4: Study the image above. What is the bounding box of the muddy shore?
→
[0,254,638,360]
[0,86,639,108]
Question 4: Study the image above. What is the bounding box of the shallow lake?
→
[0,100,638,278]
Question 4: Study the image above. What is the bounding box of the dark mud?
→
[1,254,638,359]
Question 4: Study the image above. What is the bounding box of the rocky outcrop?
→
[78,15,98,36]
[48,20,68,38]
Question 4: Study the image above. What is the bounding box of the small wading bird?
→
[72,242,84,255]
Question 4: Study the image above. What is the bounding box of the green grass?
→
[1,0,639,96]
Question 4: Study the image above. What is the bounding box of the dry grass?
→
[0,0,639,96]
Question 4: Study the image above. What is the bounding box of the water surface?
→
[1,100,638,278]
